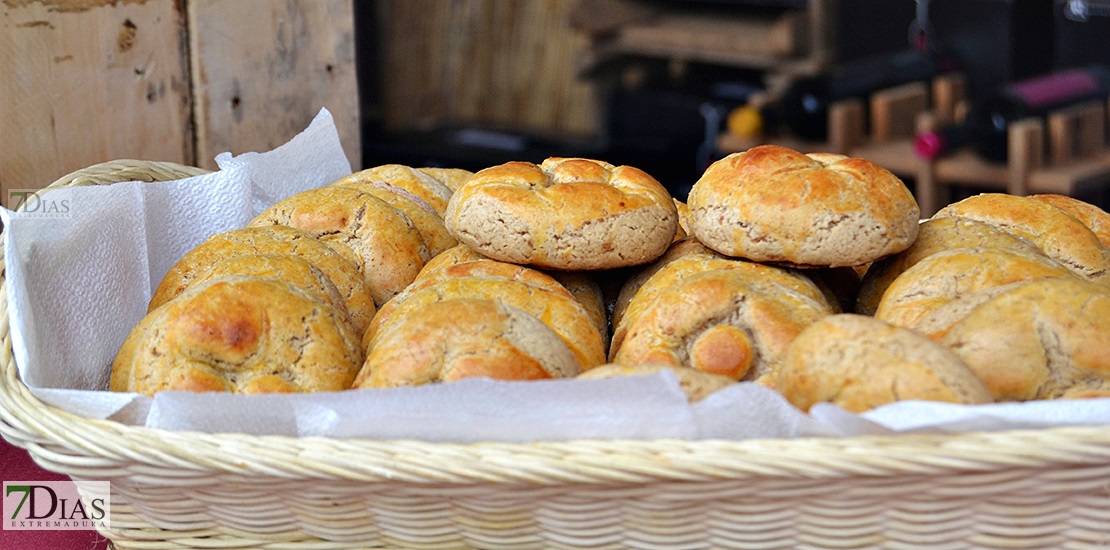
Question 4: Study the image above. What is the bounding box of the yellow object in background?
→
[727,105,763,138]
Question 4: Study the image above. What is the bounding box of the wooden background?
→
[0,0,606,208]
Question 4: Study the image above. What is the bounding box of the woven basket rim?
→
[2,159,1110,487]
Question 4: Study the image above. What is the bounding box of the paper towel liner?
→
[3,108,1108,443]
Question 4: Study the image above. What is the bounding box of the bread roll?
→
[933,193,1110,284]
[249,186,429,305]
[777,314,992,412]
[347,164,456,215]
[365,277,607,371]
[355,298,579,387]
[612,268,832,382]
[913,277,1110,401]
[874,246,1077,328]
[416,244,609,342]
[687,145,920,268]
[1027,193,1110,248]
[444,157,678,270]
[330,178,456,256]
[149,226,374,331]
[578,363,734,402]
[611,250,834,359]
[112,276,363,396]
[418,167,475,193]
[188,253,367,336]
[856,216,1042,315]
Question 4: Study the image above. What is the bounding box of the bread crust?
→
[1027,193,1110,248]
[444,157,678,270]
[356,298,579,387]
[112,276,363,396]
[612,268,832,382]
[777,314,992,412]
[856,217,1042,315]
[933,193,1110,284]
[346,164,456,215]
[874,246,1077,328]
[918,277,1110,401]
[249,186,430,305]
[365,277,607,372]
[149,226,375,335]
[687,145,920,267]
[331,178,456,256]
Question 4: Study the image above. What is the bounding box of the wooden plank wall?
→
[378,0,599,140]
[1,0,360,208]
[1,0,193,205]
[188,0,359,170]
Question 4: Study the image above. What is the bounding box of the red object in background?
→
[1,438,113,550]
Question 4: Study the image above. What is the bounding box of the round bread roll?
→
[687,145,920,268]
[913,277,1110,401]
[612,268,832,382]
[1027,193,1110,248]
[112,276,363,396]
[355,298,579,388]
[444,157,678,270]
[611,251,834,359]
[874,246,1077,328]
[777,314,992,412]
[611,237,726,333]
[349,164,456,215]
[149,226,374,329]
[932,193,1110,284]
[249,186,430,306]
[415,244,609,342]
[418,167,475,193]
[577,364,734,402]
[856,216,1042,315]
[330,178,456,256]
[187,253,368,336]
[365,277,607,372]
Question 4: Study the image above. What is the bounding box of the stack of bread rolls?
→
[112,146,1110,414]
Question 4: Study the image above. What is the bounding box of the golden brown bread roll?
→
[1027,193,1110,248]
[687,145,920,268]
[330,177,456,256]
[444,157,678,270]
[187,253,370,337]
[418,167,475,193]
[777,314,992,412]
[149,226,375,332]
[112,276,364,396]
[355,298,579,387]
[249,186,430,306]
[611,249,835,359]
[856,216,1042,315]
[347,164,456,215]
[911,277,1110,401]
[365,276,607,372]
[577,363,735,402]
[932,193,1110,285]
[612,268,832,382]
[874,246,1077,328]
[415,244,609,343]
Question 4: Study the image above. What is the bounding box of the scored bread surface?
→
[444,157,678,270]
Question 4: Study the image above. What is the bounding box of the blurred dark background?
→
[354,0,1110,200]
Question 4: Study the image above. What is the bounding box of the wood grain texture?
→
[188,0,359,170]
[380,0,599,139]
[0,0,191,206]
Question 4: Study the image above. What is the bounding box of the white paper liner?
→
[4,108,1109,442]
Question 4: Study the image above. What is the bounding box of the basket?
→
[3,160,1110,549]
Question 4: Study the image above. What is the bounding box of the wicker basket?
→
[3,160,1110,549]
